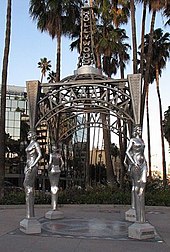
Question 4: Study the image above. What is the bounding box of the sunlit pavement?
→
[0,204,170,252]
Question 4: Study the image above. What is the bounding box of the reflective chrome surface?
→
[48,145,64,210]
[24,131,42,218]
[124,126,147,223]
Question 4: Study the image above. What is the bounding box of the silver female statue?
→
[125,125,147,223]
[48,145,64,211]
[24,131,42,218]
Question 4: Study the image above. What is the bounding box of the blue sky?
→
[0,1,170,172]
[0,0,78,84]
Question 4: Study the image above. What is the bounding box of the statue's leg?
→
[131,179,135,209]
[51,192,58,210]
[137,168,147,222]
[23,168,36,218]
[49,172,60,210]
[134,181,146,223]
[25,186,35,218]
[138,182,146,223]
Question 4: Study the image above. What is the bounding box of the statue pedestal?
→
[128,222,155,240]
[125,208,136,222]
[20,218,41,234]
[45,210,64,220]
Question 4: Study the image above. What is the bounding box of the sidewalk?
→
[0,204,170,252]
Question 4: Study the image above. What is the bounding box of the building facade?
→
[0,85,28,186]
[1,85,89,189]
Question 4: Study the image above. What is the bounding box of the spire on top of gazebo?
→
[77,1,99,75]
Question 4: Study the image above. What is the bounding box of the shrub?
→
[1,179,170,206]
[0,191,25,205]
[58,185,131,205]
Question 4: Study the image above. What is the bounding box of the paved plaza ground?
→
[0,204,170,252]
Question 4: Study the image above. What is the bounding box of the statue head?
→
[132,125,142,137]
[51,145,60,153]
[27,130,37,140]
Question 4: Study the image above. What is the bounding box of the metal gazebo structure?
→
[26,2,142,188]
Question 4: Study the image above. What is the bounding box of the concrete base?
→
[128,222,155,240]
[20,218,41,234]
[45,210,64,220]
[125,208,136,222]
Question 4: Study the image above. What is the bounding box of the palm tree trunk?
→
[140,0,147,76]
[118,66,127,188]
[55,24,61,145]
[56,24,61,82]
[86,113,90,187]
[40,73,43,83]
[155,66,167,187]
[101,113,116,186]
[0,0,11,199]
[96,51,102,75]
[119,53,124,79]
[141,10,156,124]
[130,0,137,74]
[118,119,127,189]
[146,84,152,179]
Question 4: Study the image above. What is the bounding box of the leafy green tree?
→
[38,57,51,83]
[0,0,12,199]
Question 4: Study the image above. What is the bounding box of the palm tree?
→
[139,0,168,180]
[111,28,130,187]
[90,1,131,186]
[111,0,130,29]
[29,0,82,82]
[143,28,170,186]
[139,0,147,76]
[109,1,130,188]
[47,71,56,83]
[102,56,118,77]
[115,29,131,78]
[153,29,170,187]
[0,0,12,199]
[69,1,117,185]
[38,57,51,83]
[110,1,131,187]
[138,0,151,177]
[141,0,167,122]
[97,26,121,77]
[163,2,170,26]
[163,106,170,148]
[94,2,119,185]
[129,0,138,73]
[138,0,153,179]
